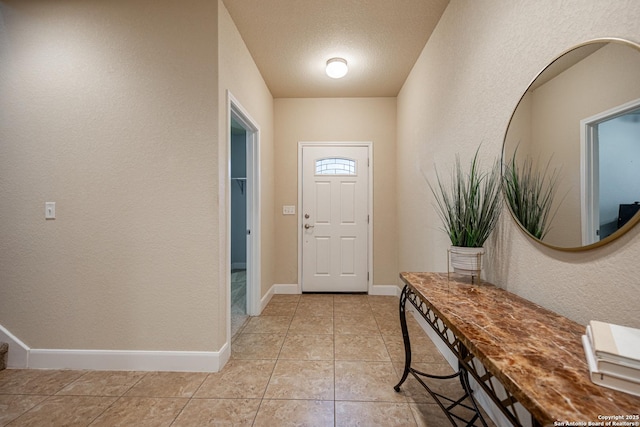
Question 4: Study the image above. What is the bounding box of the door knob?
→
[304,223,314,229]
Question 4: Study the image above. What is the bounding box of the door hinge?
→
[247,229,251,235]
[368,158,370,167]
[367,215,370,224]
[367,272,370,281]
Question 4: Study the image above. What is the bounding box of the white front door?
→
[300,144,369,292]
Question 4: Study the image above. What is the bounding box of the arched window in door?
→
[315,157,356,175]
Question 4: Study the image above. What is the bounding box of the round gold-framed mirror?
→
[502,38,640,251]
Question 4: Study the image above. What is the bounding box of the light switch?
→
[45,202,56,219]
[282,205,296,215]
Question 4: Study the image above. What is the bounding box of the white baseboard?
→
[260,286,275,313]
[217,341,231,370]
[0,324,30,368]
[0,323,229,372]
[369,284,401,296]
[259,284,300,314]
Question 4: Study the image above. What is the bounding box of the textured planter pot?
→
[449,246,485,277]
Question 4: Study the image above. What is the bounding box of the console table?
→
[394,272,640,427]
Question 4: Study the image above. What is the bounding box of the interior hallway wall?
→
[218,0,275,314]
[273,98,398,288]
[0,0,220,351]
[397,0,640,328]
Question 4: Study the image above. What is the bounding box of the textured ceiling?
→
[222,0,449,98]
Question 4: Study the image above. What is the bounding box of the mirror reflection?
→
[503,39,640,250]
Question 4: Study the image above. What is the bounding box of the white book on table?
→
[586,325,640,379]
[582,335,640,397]
[588,320,640,369]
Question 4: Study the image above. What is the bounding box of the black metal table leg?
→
[393,284,489,427]
[393,284,411,392]
[458,344,489,427]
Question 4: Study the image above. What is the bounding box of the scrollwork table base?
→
[393,273,640,427]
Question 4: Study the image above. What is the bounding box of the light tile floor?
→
[0,294,494,426]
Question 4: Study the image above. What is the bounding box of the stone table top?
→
[400,272,640,426]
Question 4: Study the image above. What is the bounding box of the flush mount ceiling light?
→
[326,57,348,79]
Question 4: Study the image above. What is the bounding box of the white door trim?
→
[227,92,261,333]
[580,97,640,245]
[297,141,373,293]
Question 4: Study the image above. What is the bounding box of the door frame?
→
[580,97,640,245]
[297,141,373,293]
[227,91,261,328]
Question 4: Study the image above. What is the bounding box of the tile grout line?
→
[167,372,212,426]
[67,371,120,427]
[251,296,301,426]
[7,394,56,426]
[90,371,153,426]
[0,296,425,426]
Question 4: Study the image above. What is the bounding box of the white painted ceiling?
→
[222,0,450,98]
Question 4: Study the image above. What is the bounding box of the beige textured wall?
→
[398,0,640,328]
[273,98,398,286]
[218,2,275,307]
[0,1,221,350]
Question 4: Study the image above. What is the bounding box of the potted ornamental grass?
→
[502,148,562,241]
[429,147,502,277]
